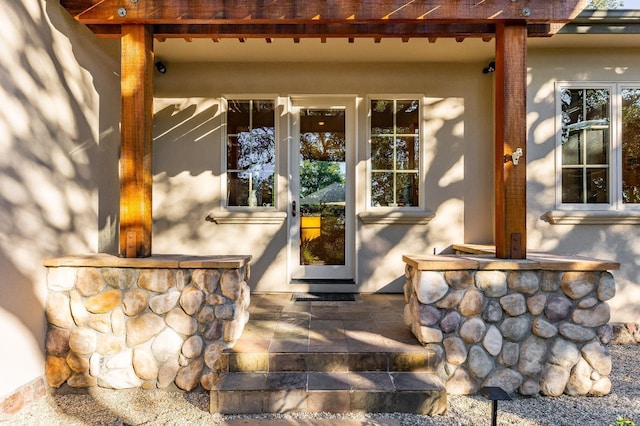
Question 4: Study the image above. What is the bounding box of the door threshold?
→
[289,279,355,285]
[292,292,357,302]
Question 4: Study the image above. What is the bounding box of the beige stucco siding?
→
[527,48,640,323]
[152,62,494,293]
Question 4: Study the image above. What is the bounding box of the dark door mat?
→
[292,293,356,302]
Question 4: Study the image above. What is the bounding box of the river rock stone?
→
[193,269,220,293]
[412,298,441,326]
[446,367,478,395]
[532,317,558,339]
[444,337,467,365]
[475,271,507,297]
[45,356,72,388]
[87,314,112,333]
[559,323,596,342]
[508,271,540,295]
[149,291,180,314]
[204,342,226,370]
[69,328,97,355]
[460,318,486,344]
[519,379,540,396]
[589,377,612,396]
[518,336,546,376]
[221,270,244,300]
[572,303,610,328]
[138,269,175,293]
[435,290,464,309]
[152,328,184,363]
[76,268,105,297]
[500,342,519,367]
[98,366,143,389]
[47,267,77,292]
[566,357,592,396]
[101,267,136,290]
[544,294,573,322]
[561,272,596,299]
[68,373,97,388]
[440,310,461,334]
[66,352,90,373]
[414,271,449,304]
[577,297,598,309]
[204,320,224,341]
[46,327,70,356]
[111,309,126,336]
[126,313,165,347]
[483,325,503,357]
[597,271,616,301]
[548,338,580,369]
[468,345,494,379]
[482,299,503,323]
[133,348,158,381]
[482,368,523,394]
[500,316,530,342]
[157,356,181,389]
[540,271,562,292]
[182,335,204,359]
[598,324,613,345]
[500,293,526,316]
[180,286,205,316]
[581,341,611,376]
[445,270,474,290]
[96,334,123,355]
[527,294,547,315]
[122,289,149,317]
[86,289,122,314]
[201,371,220,391]
[540,364,570,397]
[198,306,216,324]
[166,308,198,336]
[175,359,204,391]
[207,293,226,306]
[459,289,484,316]
[412,324,443,344]
[46,292,74,329]
[215,304,236,321]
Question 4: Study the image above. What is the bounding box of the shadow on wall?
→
[0,0,119,400]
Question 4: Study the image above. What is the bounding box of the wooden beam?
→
[494,22,527,259]
[60,0,589,24]
[119,24,154,258]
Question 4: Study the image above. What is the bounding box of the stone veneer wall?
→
[44,255,251,392]
[403,255,617,397]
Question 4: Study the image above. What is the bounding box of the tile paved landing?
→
[211,293,446,415]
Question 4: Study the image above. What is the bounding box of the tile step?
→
[210,372,446,415]
[223,350,437,373]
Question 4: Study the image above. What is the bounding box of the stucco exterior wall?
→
[152,62,494,294]
[527,48,640,323]
[0,1,120,399]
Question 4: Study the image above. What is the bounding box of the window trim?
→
[221,95,281,211]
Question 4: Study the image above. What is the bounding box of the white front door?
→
[289,98,356,282]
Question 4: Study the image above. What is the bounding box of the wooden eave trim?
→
[60,0,589,25]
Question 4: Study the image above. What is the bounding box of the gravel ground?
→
[4,345,639,426]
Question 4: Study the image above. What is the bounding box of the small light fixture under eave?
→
[483,60,495,74]
[155,61,167,74]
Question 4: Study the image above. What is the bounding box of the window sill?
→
[544,210,640,225]
[206,210,287,225]
[358,210,435,225]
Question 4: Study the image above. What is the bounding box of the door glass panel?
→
[299,109,346,266]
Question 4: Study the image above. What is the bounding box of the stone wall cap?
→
[44,254,252,269]
[402,255,478,270]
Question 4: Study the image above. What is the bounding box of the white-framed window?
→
[223,98,276,208]
[556,82,640,211]
[368,98,422,208]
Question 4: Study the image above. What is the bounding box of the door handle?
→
[292,201,296,217]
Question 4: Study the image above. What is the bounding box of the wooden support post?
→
[494,22,527,259]
[119,25,154,257]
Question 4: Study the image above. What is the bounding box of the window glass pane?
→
[226,100,275,207]
[585,129,608,165]
[371,136,393,169]
[396,137,419,170]
[371,100,394,134]
[586,168,608,203]
[562,132,582,165]
[562,169,583,203]
[585,89,610,121]
[395,173,419,207]
[371,172,393,206]
[395,100,420,134]
[622,88,640,204]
